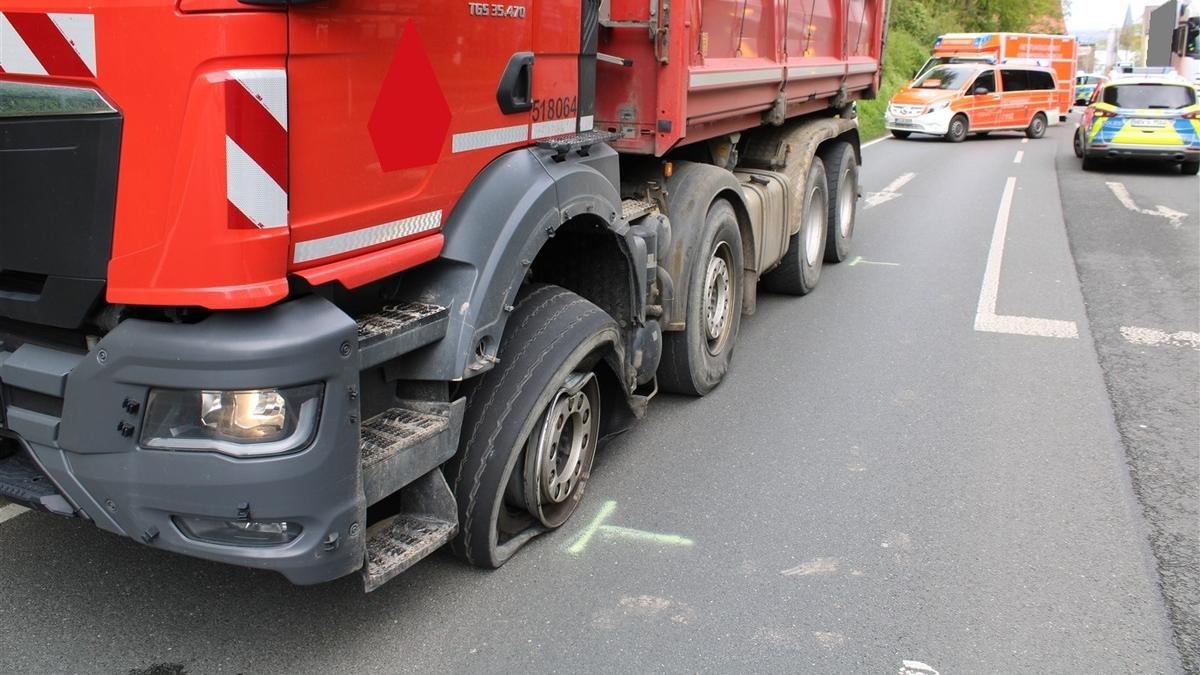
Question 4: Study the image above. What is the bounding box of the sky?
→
[1064,0,1162,31]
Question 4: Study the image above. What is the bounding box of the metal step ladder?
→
[355,302,449,369]
[359,400,463,506]
[0,450,74,516]
[362,468,458,592]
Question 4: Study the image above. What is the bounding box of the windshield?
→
[916,56,992,79]
[911,66,976,90]
[1102,84,1196,109]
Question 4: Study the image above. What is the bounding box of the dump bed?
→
[595,0,886,155]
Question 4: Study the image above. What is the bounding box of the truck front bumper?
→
[0,296,366,585]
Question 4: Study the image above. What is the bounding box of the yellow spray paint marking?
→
[848,256,899,267]
[566,500,616,554]
[565,500,694,554]
[599,525,695,547]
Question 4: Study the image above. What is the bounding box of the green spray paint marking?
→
[565,500,694,554]
[566,500,617,554]
[848,256,900,267]
[598,525,694,547]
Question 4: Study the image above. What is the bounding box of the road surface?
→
[0,118,1195,674]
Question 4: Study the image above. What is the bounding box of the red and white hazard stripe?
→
[0,12,96,77]
[225,69,288,230]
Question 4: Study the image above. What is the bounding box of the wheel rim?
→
[951,119,964,138]
[703,242,733,355]
[518,371,599,529]
[837,167,855,238]
[803,182,825,267]
[1034,118,1045,134]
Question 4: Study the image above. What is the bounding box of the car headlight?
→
[140,384,323,457]
[926,101,950,112]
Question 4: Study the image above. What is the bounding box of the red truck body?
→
[0,0,883,588]
[2,0,881,311]
[598,0,884,155]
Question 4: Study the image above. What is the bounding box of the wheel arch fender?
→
[390,144,643,383]
[658,161,754,331]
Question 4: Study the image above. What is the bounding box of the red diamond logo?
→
[368,21,452,172]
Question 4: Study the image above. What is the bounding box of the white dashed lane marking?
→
[864,172,915,209]
[1013,150,1024,164]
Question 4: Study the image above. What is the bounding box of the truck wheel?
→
[657,200,744,396]
[821,143,857,263]
[1182,160,1199,176]
[763,157,828,295]
[944,115,968,143]
[1025,113,1047,139]
[890,130,911,139]
[446,284,617,568]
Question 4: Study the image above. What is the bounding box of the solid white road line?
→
[0,503,29,524]
[974,177,1079,339]
[864,172,915,208]
[1120,326,1200,350]
[1106,182,1188,229]
[1013,150,1024,164]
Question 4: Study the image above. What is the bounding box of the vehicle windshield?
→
[1102,84,1196,109]
[911,66,976,90]
[916,56,991,79]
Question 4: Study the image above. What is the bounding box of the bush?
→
[859,29,929,140]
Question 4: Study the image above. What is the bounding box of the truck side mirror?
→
[974,87,990,96]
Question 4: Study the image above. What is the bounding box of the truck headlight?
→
[926,101,950,112]
[140,384,323,457]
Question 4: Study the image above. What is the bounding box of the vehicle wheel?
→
[763,157,828,295]
[657,199,744,396]
[1073,129,1084,158]
[446,283,617,568]
[1082,155,1101,172]
[1182,160,1199,176]
[944,114,968,143]
[890,129,911,139]
[821,142,857,263]
[1025,113,1047,139]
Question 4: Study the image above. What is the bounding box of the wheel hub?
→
[703,245,732,351]
[837,168,855,238]
[803,184,825,266]
[522,371,599,528]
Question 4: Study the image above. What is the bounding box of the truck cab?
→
[1,0,883,590]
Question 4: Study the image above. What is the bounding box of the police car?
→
[1074,72,1200,174]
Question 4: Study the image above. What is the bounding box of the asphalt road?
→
[0,119,1196,674]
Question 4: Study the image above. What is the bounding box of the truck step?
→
[360,399,465,506]
[355,302,449,368]
[621,197,659,222]
[537,130,620,158]
[0,450,73,515]
[361,468,459,592]
[363,515,456,591]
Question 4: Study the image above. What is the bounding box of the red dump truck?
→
[0,0,885,590]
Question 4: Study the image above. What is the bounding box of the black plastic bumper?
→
[0,296,368,585]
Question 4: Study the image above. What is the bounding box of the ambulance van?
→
[886,64,1060,142]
